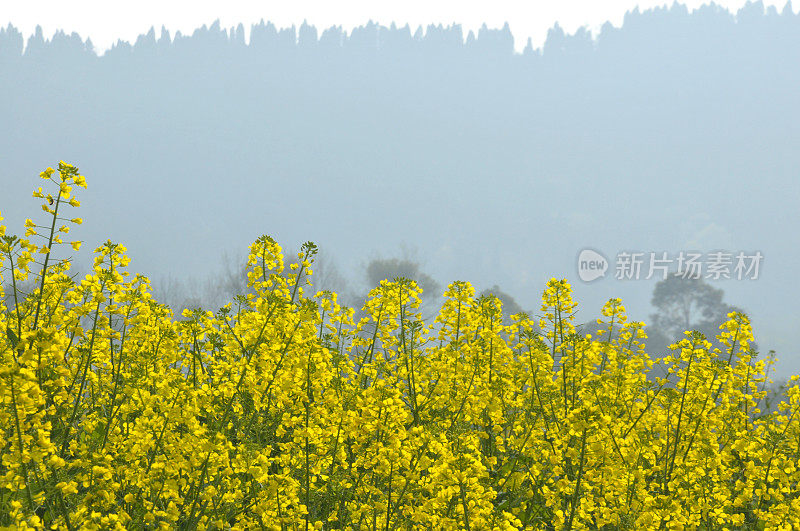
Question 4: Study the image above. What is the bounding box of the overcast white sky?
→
[2,0,794,52]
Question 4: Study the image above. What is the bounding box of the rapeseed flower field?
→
[1,163,799,529]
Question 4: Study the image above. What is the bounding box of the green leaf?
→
[6,327,18,348]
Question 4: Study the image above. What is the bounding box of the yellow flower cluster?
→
[1,164,799,529]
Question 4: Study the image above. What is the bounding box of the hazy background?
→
[1,1,798,378]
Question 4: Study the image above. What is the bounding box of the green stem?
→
[9,373,36,512]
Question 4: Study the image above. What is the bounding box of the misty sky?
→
[2,0,796,52]
[2,1,800,379]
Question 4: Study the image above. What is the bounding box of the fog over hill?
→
[2,1,799,377]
